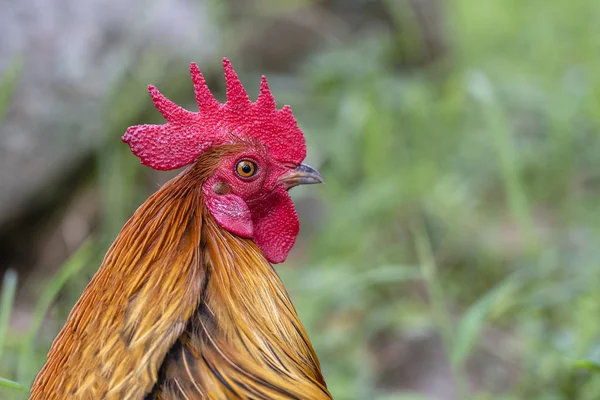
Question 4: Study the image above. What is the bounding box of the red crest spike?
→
[122,58,306,171]
[223,58,251,110]
[278,105,296,124]
[148,85,191,123]
[256,76,276,111]
[190,62,219,112]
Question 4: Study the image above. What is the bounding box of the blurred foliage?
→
[0,54,23,125]
[3,0,600,399]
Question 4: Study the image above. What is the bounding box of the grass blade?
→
[0,54,24,124]
[412,219,469,398]
[574,360,600,373]
[452,276,520,366]
[0,269,18,359]
[17,240,95,383]
[0,377,26,391]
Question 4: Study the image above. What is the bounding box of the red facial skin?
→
[202,146,299,264]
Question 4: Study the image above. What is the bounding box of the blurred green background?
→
[1,0,600,399]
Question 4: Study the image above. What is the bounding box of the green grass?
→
[16,240,95,385]
[0,54,23,124]
[0,270,18,361]
[0,242,96,399]
[2,0,600,398]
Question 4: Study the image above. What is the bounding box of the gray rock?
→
[0,0,218,225]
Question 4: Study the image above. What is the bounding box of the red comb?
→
[122,58,306,170]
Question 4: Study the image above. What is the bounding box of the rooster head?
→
[122,58,322,263]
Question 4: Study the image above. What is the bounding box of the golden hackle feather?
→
[30,144,331,399]
[150,213,330,399]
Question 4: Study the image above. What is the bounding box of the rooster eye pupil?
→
[236,160,257,178]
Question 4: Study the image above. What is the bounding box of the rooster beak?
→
[278,164,324,190]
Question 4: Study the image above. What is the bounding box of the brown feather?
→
[30,144,330,399]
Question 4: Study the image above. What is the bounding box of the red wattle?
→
[250,187,300,264]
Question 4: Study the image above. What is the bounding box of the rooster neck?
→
[147,212,330,399]
[30,168,208,400]
[29,157,218,400]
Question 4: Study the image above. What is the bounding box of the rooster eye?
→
[236,160,257,178]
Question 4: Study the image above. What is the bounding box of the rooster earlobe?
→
[202,187,254,239]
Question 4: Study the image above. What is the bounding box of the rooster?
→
[30,58,330,400]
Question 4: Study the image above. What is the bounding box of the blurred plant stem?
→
[478,80,539,255]
[0,54,23,124]
[0,270,18,360]
[97,50,172,241]
[0,377,26,392]
[17,240,95,385]
[413,218,469,399]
